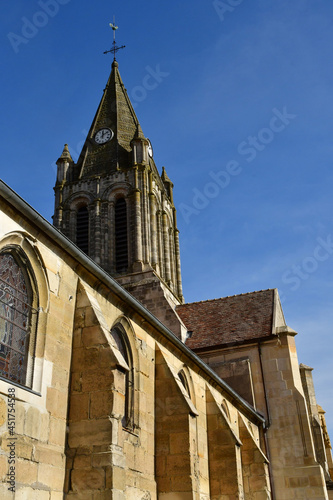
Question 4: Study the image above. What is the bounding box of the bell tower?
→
[53,31,185,338]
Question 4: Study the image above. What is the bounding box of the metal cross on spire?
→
[103,17,125,61]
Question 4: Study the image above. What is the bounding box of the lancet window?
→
[111,325,134,428]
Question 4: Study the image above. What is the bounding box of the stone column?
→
[149,172,158,271]
[133,167,143,269]
[168,227,175,292]
[140,168,149,264]
[173,209,183,301]
[162,211,171,285]
[156,210,164,279]
[93,199,101,265]
[109,201,115,273]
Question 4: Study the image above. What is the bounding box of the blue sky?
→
[2,1,333,435]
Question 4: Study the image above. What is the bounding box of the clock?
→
[147,139,153,158]
[94,128,113,144]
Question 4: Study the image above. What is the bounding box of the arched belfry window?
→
[76,206,89,254]
[115,198,128,273]
[0,250,38,386]
[111,325,134,428]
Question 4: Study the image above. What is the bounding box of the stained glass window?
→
[0,252,36,385]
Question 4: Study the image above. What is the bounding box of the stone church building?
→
[0,58,332,499]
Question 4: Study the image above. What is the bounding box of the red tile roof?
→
[176,289,275,350]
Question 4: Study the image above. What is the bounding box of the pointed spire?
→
[161,167,174,202]
[134,124,145,140]
[77,61,147,178]
[55,144,73,184]
[161,167,173,186]
[56,144,73,164]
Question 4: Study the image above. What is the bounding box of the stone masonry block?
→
[105,465,126,490]
[49,417,67,448]
[99,344,118,368]
[16,459,38,485]
[71,467,105,491]
[82,325,107,347]
[166,455,191,477]
[90,391,114,419]
[0,454,7,480]
[169,432,190,455]
[68,419,112,448]
[45,336,71,371]
[69,392,89,421]
[91,451,113,468]
[40,412,50,442]
[74,453,92,469]
[170,474,193,492]
[15,436,34,461]
[50,492,65,500]
[73,328,82,348]
[71,347,85,373]
[81,369,114,392]
[46,387,68,419]
[15,488,50,500]
[34,445,65,468]
[38,463,65,491]
[84,306,100,328]
[24,407,42,440]
[51,365,70,392]
[14,402,25,435]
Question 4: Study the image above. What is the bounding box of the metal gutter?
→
[0,179,266,425]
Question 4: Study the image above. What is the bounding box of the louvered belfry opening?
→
[76,206,89,254]
[115,198,128,273]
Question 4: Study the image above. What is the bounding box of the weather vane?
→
[103,16,125,61]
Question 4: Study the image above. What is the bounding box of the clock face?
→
[147,139,153,158]
[94,128,113,144]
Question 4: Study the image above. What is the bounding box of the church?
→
[0,46,333,499]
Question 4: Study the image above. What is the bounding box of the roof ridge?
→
[179,288,276,306]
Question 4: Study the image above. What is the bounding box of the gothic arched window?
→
[178,369,191,399]
[111,325,134,428]
[76,206,89,254]
[0,250,38,386]
[221,399,231,421]
[115,198,128,273]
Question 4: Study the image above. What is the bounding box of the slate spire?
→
[77,60,145,178]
